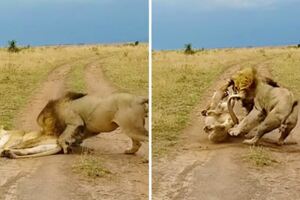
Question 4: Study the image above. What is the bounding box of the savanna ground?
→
[153,46,300,199]
[0,44,148,200]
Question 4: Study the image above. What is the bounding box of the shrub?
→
[8,40,20,53]
[184,43,195,55]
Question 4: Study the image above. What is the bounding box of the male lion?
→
[37,92,148,154]
[227,67,298,145]
[0,126,61,159]
[201,80,238,142]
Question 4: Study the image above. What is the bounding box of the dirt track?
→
[0,58,148,200]
[153,57,300,200]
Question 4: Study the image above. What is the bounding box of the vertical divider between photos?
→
[148,0,152,199]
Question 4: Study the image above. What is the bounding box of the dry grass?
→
[152,47,298,156]
[0,45,99,128]
[67,59,90,92]
[269,48,300,97]
[73,153,111,178]
[99,44,148,96]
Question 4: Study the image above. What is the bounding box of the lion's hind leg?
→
[115,107,148,154]
[278,104,298,145]
[124,139,142,154]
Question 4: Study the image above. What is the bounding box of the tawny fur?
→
[227,67,298,145]
[201,80,236,143]
[37,92,148,154]
[0,126,61,159]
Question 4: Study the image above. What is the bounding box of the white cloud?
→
[154,0,297,10]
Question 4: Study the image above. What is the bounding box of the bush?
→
[8,40,20,53]
[184,43,195,55]
[134,41,139,46]
[7,40,20,53]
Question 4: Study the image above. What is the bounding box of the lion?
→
[201,80,237,142]
[227,67,298,145]
[0,126,61,159]
[36,92,148,154]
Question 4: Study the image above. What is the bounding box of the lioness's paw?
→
[228,127,240,136]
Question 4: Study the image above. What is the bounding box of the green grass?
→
[67,63,87,92]
[100,45,148,96]
[73,153,111,178]
[0,64,55,128]
[152,65,226,156]
[270,49,300,98]
[243,146,277,167]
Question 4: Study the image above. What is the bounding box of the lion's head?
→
[231,67,257,94]
[37,92,86,137]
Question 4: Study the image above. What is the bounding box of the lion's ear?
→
[228,79,234,86]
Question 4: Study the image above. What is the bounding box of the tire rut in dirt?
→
[76,63,148,199]
[1,58,98,200]
[153,55,292,200]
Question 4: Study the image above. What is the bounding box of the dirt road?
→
[0,57,148,200]
[153,58,300,200]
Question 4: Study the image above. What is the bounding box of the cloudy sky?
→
[0,0,148,46]
[153,0,300,49]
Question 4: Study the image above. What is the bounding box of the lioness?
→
[201,80,237,142]
[227,67,298,145]
[0,126,61,158]
[37,92,148,154]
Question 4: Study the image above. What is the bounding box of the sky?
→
[0,0,148,46]
[153,0,300,49]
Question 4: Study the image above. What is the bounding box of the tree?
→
[184,43,195,55]
[8,40,19,53]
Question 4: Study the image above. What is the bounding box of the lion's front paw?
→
[228,127,241,136]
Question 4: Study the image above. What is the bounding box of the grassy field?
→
[269,48,300,97]
[152,47,300,157]
[0,46,99,128]
[100,44,148,96]
[0,44,148,130]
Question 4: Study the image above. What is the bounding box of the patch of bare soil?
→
[0,58,97,200]
[153,56,300,200]
[76,63,148,200]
